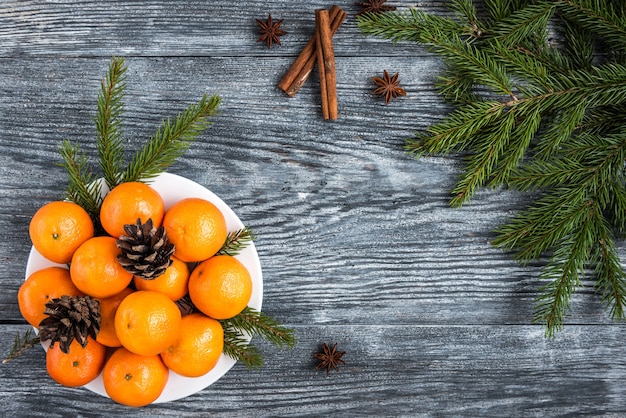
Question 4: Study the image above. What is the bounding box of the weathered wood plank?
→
[0,0,437,58]
[1,324,625,416]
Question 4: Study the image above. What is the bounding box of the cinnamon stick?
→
[277,5,346,97]
[315,11,329,120]
[316,9,337,120]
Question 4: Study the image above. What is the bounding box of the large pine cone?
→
[116,218,175,280]
[38,295,101,354]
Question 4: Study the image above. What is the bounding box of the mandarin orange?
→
[162,197,227,262]
[188,255,252,320]
[29,201,94,264]
[18,267,83,327]
[102,347,169,407]
[96,287,135,347]
[100,181,165,238]
[160,313,224,377]
[114,290,181,356]
[70,236,133,299]
[133,255,189,301]
[46,337,107,387]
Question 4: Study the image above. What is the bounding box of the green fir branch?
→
[178,301,294,368]
[2,329,40,364]
[123,94,221,182]
[508,156,587,191]
[490,42,551,94]
[493,188,591,262]
[357,9,470,45]
[533,200,600,336]
[220,307,296,350]
[534,100,587,159]
[56,58,221,222]
[436,34,516,99]
[449,0,484,36]
[436,70,480,104]
[222,329,264,369]
[606,178,626,237]
[579,105,626,134]
[217,227,256,256]
[483,0,533,22]
[534,237,585,338]
[559,15,595,69]
[593,221,626,321]
[359,1,626,335]
[96,56,127,189]
[220,307,295,369]
[58,139,103,221]
[406,100,504,156]
[449,106,517,206]
[490,102,542,186]
[491,2,556,48]
[557,0,626,50]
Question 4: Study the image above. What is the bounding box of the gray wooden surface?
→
[0,1,624,416]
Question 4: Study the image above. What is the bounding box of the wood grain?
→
[0,0,431,58]
[1,0,625,415]
[1,324,625,416]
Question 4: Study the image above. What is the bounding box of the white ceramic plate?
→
[25,172,263,403]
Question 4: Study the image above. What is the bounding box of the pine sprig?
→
[58,139,103,222]
[221,307,296,349]
[123,94,221,182]
[559,15,594,70]
[359,0,626,335]
[2,329,40,364]
[558,0,626,50]
[533,232,587,337]
[220,307,296,369]
[96,56,127,189]
[56,57,220,227]
[222,328,264,369]
[490,2,556,47]
[217,227,256,256]
[483,0,531,22]
[593,221,626,320]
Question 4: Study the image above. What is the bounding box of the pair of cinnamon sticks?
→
[277,5,347,120]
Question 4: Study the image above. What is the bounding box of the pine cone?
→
[116,218,175,280]
[38,295,101,354]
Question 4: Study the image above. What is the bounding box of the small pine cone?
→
[116,218,175,280]
[38,295,101,354]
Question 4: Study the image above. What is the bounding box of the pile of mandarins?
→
[18,182,253,407]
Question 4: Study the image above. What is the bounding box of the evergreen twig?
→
[58,139,102,223]
[358,0,626,336]
[123,94,221,182]
[557,0,626,50]
[2,329,40,364]
[222,329,264,369]
[56,58,220,227]
[96,56,127,189]
[220,307,296,350]
[220,307,296,369]
[217,227,256,256]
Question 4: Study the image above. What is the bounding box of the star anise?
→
[356,0,397,16]
[372,70,407,105]
[256,14,287,49]
[313,342,346,375]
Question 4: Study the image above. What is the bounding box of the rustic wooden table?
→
[1,1,625,416]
